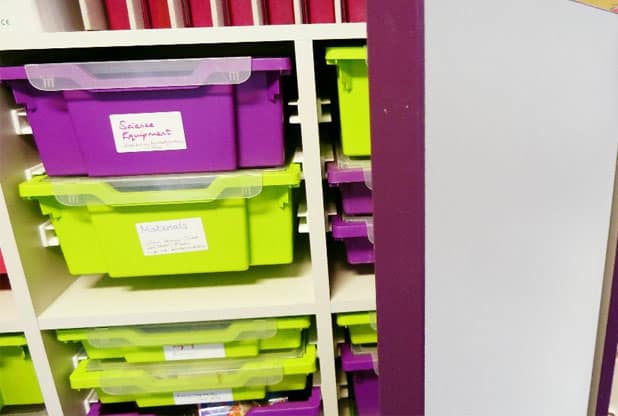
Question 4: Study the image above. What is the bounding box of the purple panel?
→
[368,0,425,414]
[596,239,618,414]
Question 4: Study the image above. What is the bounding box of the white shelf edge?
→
[36,239,318,330]
[0,23,366,51]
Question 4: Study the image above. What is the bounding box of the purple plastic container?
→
[0,57,290,177]
[340,343,379,416]
[327,161,372,216]
[331,215,374,264]
[87,388,322,416]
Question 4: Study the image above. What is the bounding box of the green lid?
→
[0,333,27,347]
[325,46,367,63]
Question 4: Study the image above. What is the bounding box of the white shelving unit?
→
[0,19,369,416]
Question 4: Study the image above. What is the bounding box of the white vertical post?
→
[293,0,303,24]
[333,0,342,23]
[294,39,339,416]
[251,0,264,25]
[0,188,64,416]
[211,0,225,26]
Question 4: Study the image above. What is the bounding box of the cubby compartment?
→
[41,316,323,415]
[0,19,368,416]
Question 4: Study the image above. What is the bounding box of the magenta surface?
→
[331,216,374,264]
[87,388,321,416]
[0,58,290,177]
[0,250,5,274]
[303,0,335,23]
[340,344,379,416]
[327,162,373,215]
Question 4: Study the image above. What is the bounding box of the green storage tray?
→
[57,317,311,362]
[95,374,308,407]
[70,345,316,406]
[0,334,43,408]
[336,312,377,345]
[19,163,301,278]
[326,46,370,157]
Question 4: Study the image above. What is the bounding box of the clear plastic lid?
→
[49,172,263,207]
[20,164,301,207]
[74,345,316,395]
[80,319,278,348]
[24,58,252,91]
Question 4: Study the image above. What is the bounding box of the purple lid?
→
[326,162,366,185]
[340,343,376,373]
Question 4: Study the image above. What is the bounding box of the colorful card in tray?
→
[572,0,618,13]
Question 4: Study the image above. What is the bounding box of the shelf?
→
[37,239,316,329]
[329,243,376,313]
[0,23,366,51]
[0,290,22,333]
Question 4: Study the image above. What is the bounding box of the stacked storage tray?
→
[70,346,316,407]
[0,57,291,177]
[325,46,369,157]
[327,148,372,216]
[331,216,374,264]
[336,312,378,416]
[336,312,377,345]
[340,344,377,416]
[57,317,311,363]
[0,334,44,409]
[19,163,301,277]
[326,47,373,265]
[62,317,317,409]
[327,146,374,264]
[87,387,321,415]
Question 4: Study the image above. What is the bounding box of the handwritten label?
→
[110,111,187,153]
[136,218,207,256]
[163,343,225,361]
[173,389,233,405]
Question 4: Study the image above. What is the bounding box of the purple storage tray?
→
[340,343,379,416]
[0,58,291,177]
[87,388,321,416]
[327,162,373,215]
[331,215,374,264]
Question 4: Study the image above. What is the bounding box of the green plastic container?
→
[70,345,316,407]
[326,46,370,157]
[19,163,301,278]
[336,312,377,345]
[0,334,43,408]
[57,317,311,363]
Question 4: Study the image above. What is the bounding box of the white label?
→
[173,389,234,405]
[136,218,208,256]
[163,343,225,361]
[110,111,187,153]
